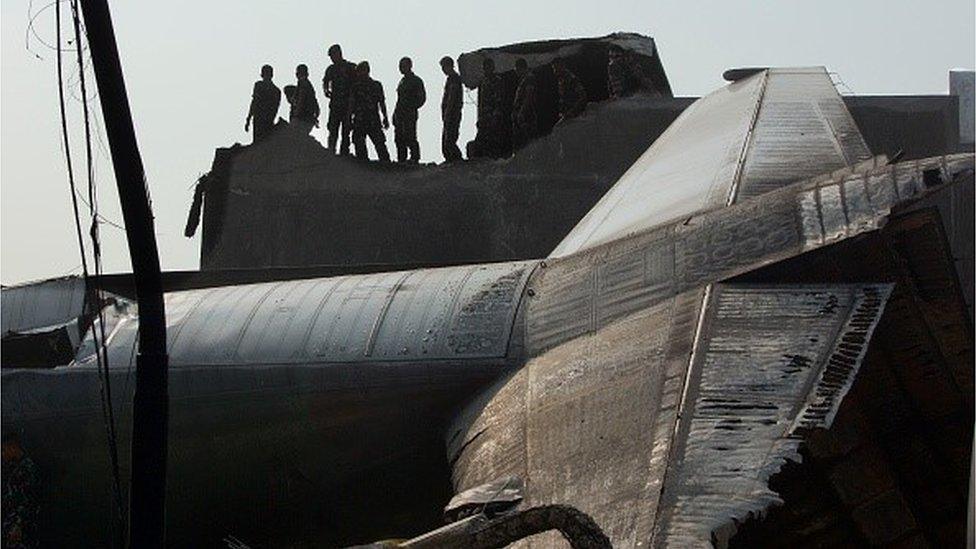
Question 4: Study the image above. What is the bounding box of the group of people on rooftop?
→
[245,44,428,163]
[245,43,654,164]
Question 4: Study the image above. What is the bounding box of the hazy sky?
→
[2,0,974,285]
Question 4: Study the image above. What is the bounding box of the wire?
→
[70,0,124,531]
[28,0,82,56]
[73,187,126,230]
[56,1,125,543]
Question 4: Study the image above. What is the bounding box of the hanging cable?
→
[71,1,125,537]
[56,1,125,543]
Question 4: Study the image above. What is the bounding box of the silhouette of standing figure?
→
[348,61,391,162]
[245,64,281,143]
[476,58,506,158]
[290,64,319,135]
[511,58,538,150]
[322,44,357,155]
[393,57,426,163]
[439,56,463,162]
[552,57,587,123]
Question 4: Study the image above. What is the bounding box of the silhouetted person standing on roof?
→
[394,57,426,164]
[439,56,463,162]
[323,44,357,155]
[290,64,320,134]
[553,57,587,123]
[511,58,538,150]
[348,61,391,162]
[245,64,281,143]
[476,58,506,158]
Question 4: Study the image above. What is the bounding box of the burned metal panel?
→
[447,289,704,548]
[734,67,873,201]
[531,154,973,356]
[72,261,536,368]
[726,206,974,546]
[652,283,892,549]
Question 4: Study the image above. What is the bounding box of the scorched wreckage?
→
[2,30,974,548]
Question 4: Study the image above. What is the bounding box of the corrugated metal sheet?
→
[552,67,872,257]
[73,261,536,368]
[1,276,86,335]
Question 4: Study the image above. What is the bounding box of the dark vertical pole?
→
[77,1,168,547]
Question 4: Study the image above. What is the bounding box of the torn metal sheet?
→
[444,475,524,521]
[552,67,872,257]
[652,284,891,548]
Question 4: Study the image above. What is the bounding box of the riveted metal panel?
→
[82,261,535,368]
[798,190,824,249]
[843,175,875,233]
[866,170,897,215]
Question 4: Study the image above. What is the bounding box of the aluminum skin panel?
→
[71,261,536,368]
[551,70,766,257]
[553,67,872,258]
